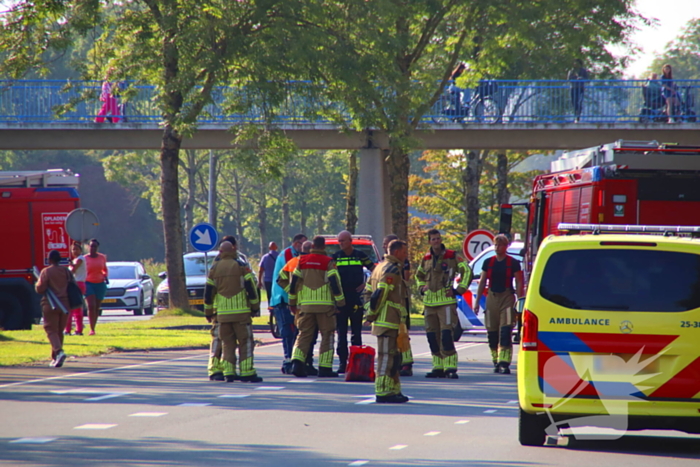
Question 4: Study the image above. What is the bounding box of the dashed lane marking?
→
[455,420,470,425]
[484,409,497,413]
[424,431,441,436]
[74,424,117,430]
[348,461,369,466]
[507,400,518,404]
[287,379,317,383]
[177,403,212,407]
[10,438,57,444]
[129,412,167,417]
[85,393,133,401]
[218,394,250,398]
[389,445,407,450]
[255,386,285,391]
[355,398,375,405]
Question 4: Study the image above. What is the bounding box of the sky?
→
[624,0,700,78]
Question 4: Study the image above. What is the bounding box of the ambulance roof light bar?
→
[558,223,700,238]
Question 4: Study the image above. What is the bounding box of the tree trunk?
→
[258,190,267,256]
[183,150,196,252]
[316,212,324,235]
[208,151,217,229]
[300,199,307,235]
[464,150,486,232]
[281,177,290,248]
[386,144,409,240]
[345,151,358,233]
[161,124,187,310]
[233,169,245,246]
[496,152,510,206]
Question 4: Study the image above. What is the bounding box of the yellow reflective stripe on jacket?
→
[244,272,260,304]
[424,288,456,306]
[375,302,405,329]
[214,290,250,314]
[415,265,426,287]
[297,285,333,306]
[327,268,345,303]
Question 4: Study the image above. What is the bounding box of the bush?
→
[141,258,166,288]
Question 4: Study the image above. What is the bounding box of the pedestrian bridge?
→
[2,79,700,150]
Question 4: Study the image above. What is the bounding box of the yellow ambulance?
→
[517,224,700,445]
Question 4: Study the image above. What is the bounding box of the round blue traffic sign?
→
[189,223,219,252]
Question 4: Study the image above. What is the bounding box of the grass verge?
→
[0,309,425,367]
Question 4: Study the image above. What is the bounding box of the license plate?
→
[593,354,659,375]
[102,298,118,304]
[189,299,204,305]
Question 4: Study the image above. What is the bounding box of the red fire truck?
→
[0,170,80,330]
[500,140,700,280]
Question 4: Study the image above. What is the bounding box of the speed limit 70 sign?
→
[462,229,495,261]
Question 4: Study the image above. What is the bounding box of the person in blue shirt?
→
[257,242,279,303]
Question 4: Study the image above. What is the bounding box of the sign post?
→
[462,229,495,261]
[189,223,219,275]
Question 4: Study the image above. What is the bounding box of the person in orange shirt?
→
[84,238,108,335]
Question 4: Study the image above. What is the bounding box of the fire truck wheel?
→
[0,292,23,330]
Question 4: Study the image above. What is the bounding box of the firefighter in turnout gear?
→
[416,229,472,379]
[207,235,242,381]
[289,236,345,377]
[204,240,263,383]
[382,234,414,376]
[363,239,410,404]
[474,234,524,374]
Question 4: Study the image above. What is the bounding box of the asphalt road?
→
[1,334,699,466]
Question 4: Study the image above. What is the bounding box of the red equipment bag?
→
[345,345,376,382]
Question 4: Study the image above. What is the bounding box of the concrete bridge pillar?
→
[357,148,392,247]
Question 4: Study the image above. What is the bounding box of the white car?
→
[103,261,155,315]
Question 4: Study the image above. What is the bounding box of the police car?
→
[517,224,700,445]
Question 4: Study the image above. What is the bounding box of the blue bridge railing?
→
[1,79,698,125]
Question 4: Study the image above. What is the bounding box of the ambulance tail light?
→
[521,309,538,350]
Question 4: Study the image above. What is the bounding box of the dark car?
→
[155,252,216,311]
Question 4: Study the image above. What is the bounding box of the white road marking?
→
[424,431,441,436]
[389,444,407,450]
[218,394,250,398]
[74,424,117,430]
[355,398,375,405]
[129,412,167,417]
[10,438,57,444]
[507,400,518,404]
[484,409,497,413]
[255,386,285,390]
[287,379,317,383]
[177,403,211,407]
[352,394,376,398]
[0,353,209,389]
[85,393,133,401]
[348,461,369,466]
[455,420,470,424]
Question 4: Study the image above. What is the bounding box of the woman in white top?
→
[65,242,87,335]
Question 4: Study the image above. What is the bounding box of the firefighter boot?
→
[209,372,225,381]
[399,364,413,377]
[337,360,347,374]
[318,367,339,378]
[376,394,410,403]
[240,374,263,383]
[291,359,308,378]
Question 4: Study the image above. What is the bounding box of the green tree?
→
[278,0,640,240]
[648,19,700,80]
[1,0,289,309]
[410,149,540,244]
